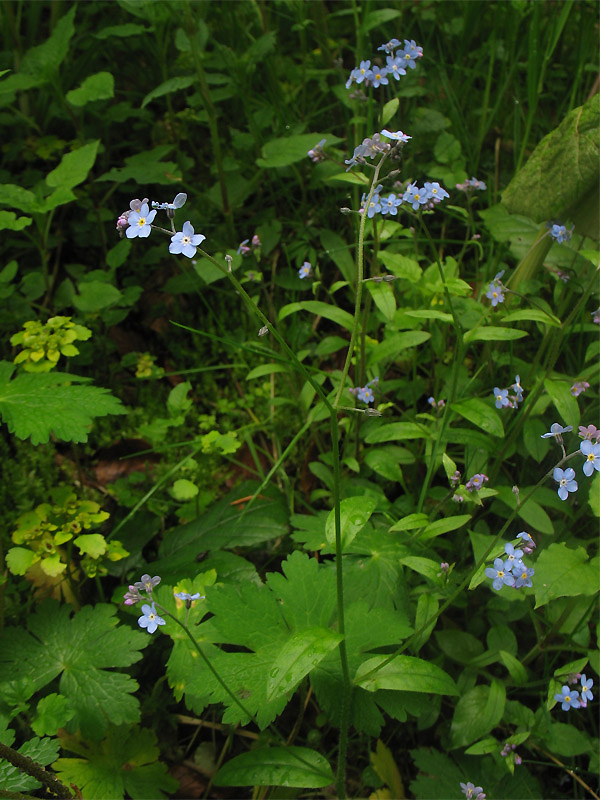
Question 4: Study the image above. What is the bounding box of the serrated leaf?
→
[5,546,38,575]
[74,534,107,558]
[214,746,335,788]
[534,543,599,607]
[0,603,148,740]
[32,693,75,737]
[0,362,126,444]
[0,736,60,792]
[66,72,114,106]
[54,726,177,799]
[141,75,195,109]
[355,655,458,695]
[325,496,377,550]
[451,397,504,437]
[464,325,528,343]
[503,95,600,226]
[46,140,100,190]
[171,479,199,501]
[266,627,343,701]
[279,300,354,331]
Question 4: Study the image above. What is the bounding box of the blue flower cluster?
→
[485,534,536,592]
[456,177,487,192]
[554,674,594,710]
[350,377,379,404]
[358,177,449,217]
[492,374,524,409]
[460,782,485,800]
[123,572,204,634]
[116,194,206,260]
[346,39,423,90]
[540,423,600,500]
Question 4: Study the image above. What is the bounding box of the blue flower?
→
[134,574,161,592]
[460,782,485,800]
[580,674,594,704]
[169,221,206,258]
[512,375,524,402]
[174,591,202,601]
[541,422,573,440]
[385,54,407,79]
[403,183,428,210]
[399,40,420,69]
[485,558,515,591]
[357,386,375,404]
[554,685,580,710]
[423,181,449,202]
[138,603,166,634]
[299,261,312,279]
[465,473,488,492]
[553,467,578,500]
[126,202,157,239]
[151,192,187,211]
[380,193,402,215]
[514,564,534,588]
[378,39,401,53]
[493,387,510,409]
[355,60,372,84]
[365,193,382,218]
[504,542,524,570]
[486,282,504,307]
[549,223,572,243]
[370,66,389,87]
[571,380,590,397]
[380,129,411,143]
[580,440,600,477]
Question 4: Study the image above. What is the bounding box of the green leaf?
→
[411,594,439,651]
[365,280,396,321]
[73,281,123,313]
[0,362,127,444]
[544,378,580,428]
[257,133,339,168]
[494,485,553,534]
[543,722,594,757]
[554,657,589,678]
[450,682,505,748]
[54,726,177,799]
[0,602,148,740]
[74,534,107,559]
[451,398,504,437]
[46,140,100,190]
[501,308,561,327]
[378,251,422,282]
[355,655,458,695]
[534,543,599,607]
[5,546,38,575]
[360,8,400,32]
[214,746,335,788]
[19,6,76,78]
[32,693,75,737]
[279,300,354,331]
[94,23,149,39]
[365,422,432,443]
[66,72,114,106]
[500,651,528,685]
[171,479,199,501]
[388,513,429,532]
[382,98,399,127]
[156,482,289,576]
[0,184,43,214]
[246,363,290,380]
[266,627,343,701]
[325,496,377,550]
[364,445,408,481]
[0,736,60,792]
[0,210,32,231]
[421,514,472,539]
[96,145,180,184]
[463,326,528,343]
[589,472,600,517]
[141,75,195,109]
[367,331,431,367]
[503,95,600,231]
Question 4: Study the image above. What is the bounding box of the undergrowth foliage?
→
[0,2,598,800]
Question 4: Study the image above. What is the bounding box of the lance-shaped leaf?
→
[266,627,343,702]
[214,746,335,788]
[355,654,458,695]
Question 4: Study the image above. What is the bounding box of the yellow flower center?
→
[137,217,146,227]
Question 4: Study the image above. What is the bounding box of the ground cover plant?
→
[0,1,598,798]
